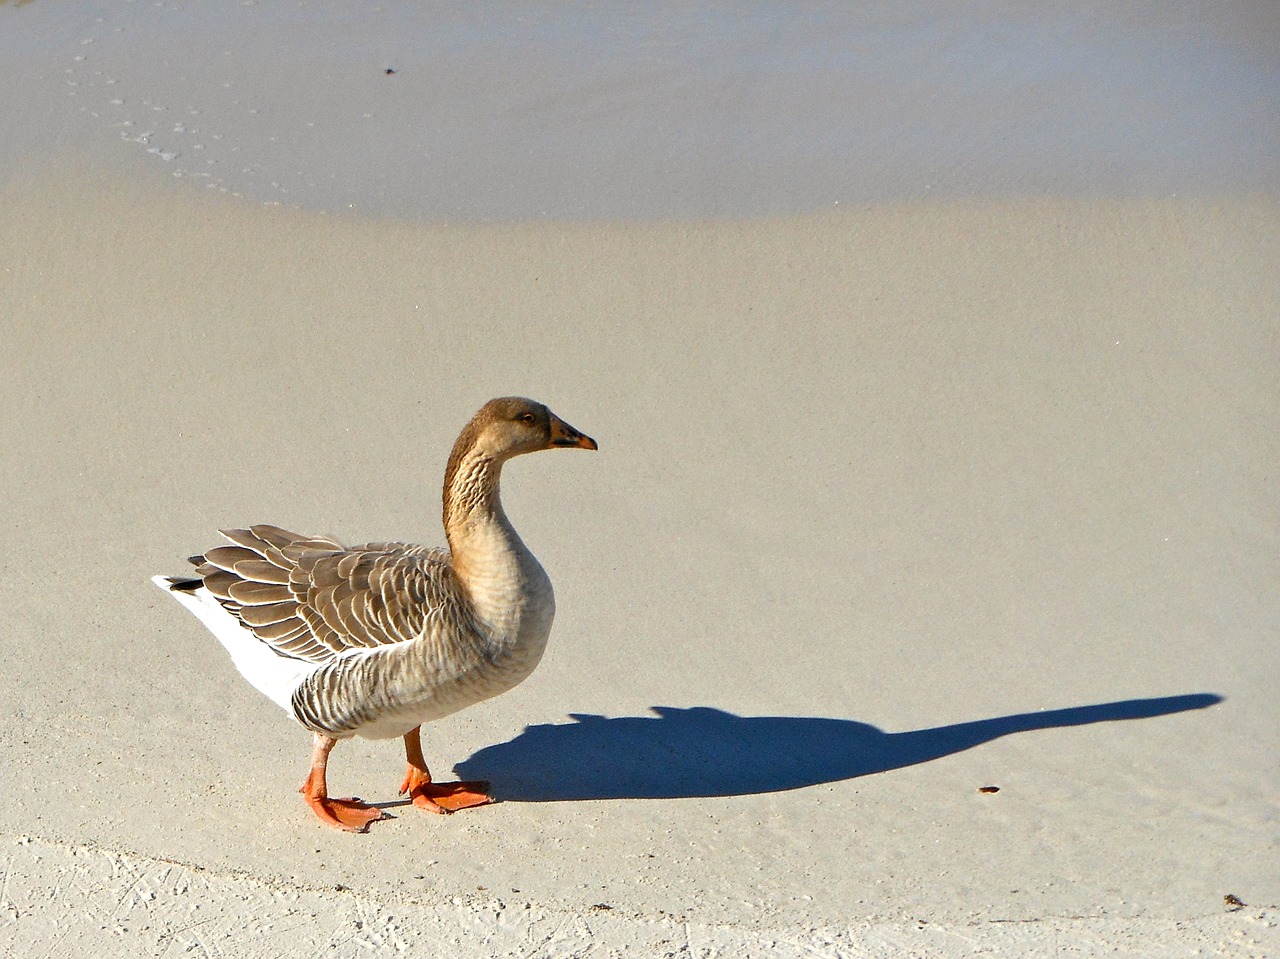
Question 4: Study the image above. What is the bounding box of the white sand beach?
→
[1,3,1277,956]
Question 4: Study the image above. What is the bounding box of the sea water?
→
[2,0,1276,220]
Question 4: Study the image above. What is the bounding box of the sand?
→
[2,3,1278,957]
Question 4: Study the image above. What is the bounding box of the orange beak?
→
[549,414,598,450]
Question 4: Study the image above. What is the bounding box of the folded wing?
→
[191,524,457,663]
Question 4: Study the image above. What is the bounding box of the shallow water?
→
[3,0,1277,220]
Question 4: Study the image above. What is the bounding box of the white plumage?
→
[151,576,323,713]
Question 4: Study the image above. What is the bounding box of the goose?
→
[152,397,597,832]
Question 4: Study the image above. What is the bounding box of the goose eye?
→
[520,413,537,424]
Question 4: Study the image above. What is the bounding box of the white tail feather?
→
[151,575,320,717]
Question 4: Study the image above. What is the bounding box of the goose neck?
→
[443,448,529,584]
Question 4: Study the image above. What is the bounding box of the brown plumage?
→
[192,524,456,662]
[156,396,597,832]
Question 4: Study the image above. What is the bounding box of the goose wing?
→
[191,524,458,664]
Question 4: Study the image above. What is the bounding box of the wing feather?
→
[204,546,260,571]
[227,580,293,605]
[239,601,300,627]
[232,559,291,584]
[248,524,305,549]
[203,569,238,599]
[190,527,463,665]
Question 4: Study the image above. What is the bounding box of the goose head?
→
[442,397,596,546]
[464,397,598,462]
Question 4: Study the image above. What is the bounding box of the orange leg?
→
[299,732,385,833]
[400,726,492,814]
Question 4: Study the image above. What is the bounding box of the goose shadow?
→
[455,693,1222,802]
